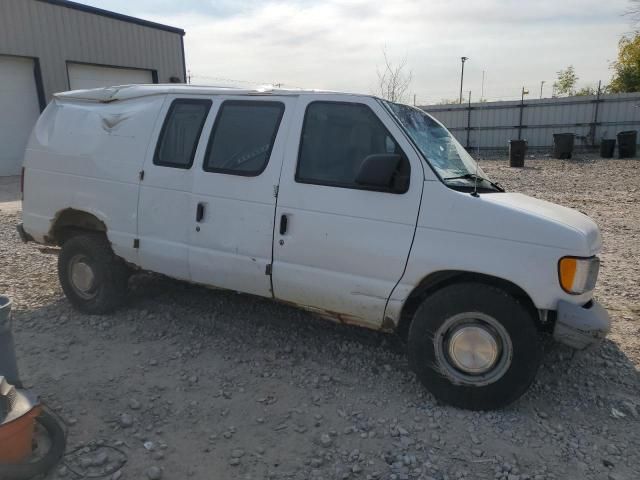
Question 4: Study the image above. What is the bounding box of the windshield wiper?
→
[443,173,504,192]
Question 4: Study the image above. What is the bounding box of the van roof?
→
[54,84,374,103]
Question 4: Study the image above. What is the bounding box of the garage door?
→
[0,56,41,177]
[67,63,154,90]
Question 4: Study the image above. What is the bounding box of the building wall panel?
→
[0,0,185,101]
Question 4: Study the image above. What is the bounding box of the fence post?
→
[517,88,526,140]
[590,80,602,147]
[466,90,472,148]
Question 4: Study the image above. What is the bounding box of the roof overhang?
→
[35,0,185,36]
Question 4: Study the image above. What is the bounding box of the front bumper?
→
[553,300,610,349]
[16,223,33,243]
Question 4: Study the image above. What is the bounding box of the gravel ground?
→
[1,154,639,480]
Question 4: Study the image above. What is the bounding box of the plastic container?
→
[0,406,41,463]
[616,130,637,158]
[0,296,20,386]
[599,139,615,158]
[0,377,41,463]
[508,139,527,167]
[553,133,575,159]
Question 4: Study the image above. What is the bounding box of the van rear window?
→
[203,101,284,176]
[154,99,212,169]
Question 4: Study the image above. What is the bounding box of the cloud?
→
[85,0,630,103]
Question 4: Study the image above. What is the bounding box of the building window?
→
[154,99,212,169]
[203,101,285,176]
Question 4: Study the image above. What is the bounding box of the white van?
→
[18,85,609,410]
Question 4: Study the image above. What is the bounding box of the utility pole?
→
[413,93,416,106]
[187,70,192,84]
[481,70,485,101]
[539,80,545,99]
[459,56,468,104]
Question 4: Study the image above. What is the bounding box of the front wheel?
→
[58,233,129,314]
[408,283,543,410]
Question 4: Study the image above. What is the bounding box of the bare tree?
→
[376,48,412,103]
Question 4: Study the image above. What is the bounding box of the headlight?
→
[558,256,600,294]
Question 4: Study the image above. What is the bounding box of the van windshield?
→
[383,101,501,192]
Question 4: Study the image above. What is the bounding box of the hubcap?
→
[69,255,97,299]
[448,326,499,374]
[434,312,513,386]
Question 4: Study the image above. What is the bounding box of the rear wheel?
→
[408,283,543,410]
[58,233,128,314]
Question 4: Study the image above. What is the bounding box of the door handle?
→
[279,214,288,235]
[196,202,205,223]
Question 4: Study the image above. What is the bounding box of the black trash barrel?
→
[508,139,527,167]
[617,130,637,158]
[600,139,615,158]
[553,133,575,159]
[0,296,20,386]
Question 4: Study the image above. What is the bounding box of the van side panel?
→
[22,95,166,264]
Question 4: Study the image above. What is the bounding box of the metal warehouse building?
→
[0,0,186,176]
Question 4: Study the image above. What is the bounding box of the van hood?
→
[479,192,602,255]
[422,188,602,257]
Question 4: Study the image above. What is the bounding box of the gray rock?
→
[146,466,162,480]
[120,413,134,428]
[320,433,332,447]
[92,450,109,466]
[231,448,245,458]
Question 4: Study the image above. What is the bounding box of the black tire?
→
[57,233,128,314]
[408,283,543,410]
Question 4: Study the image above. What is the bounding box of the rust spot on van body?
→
[276,299,383,331]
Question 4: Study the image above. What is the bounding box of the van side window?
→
[296,102,406,190]
[154,99,212,169]
[204,101,284,176]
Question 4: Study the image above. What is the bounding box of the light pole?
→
[540,80,545,99]
[459,56,468,104]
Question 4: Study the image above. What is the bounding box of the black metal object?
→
[508,140,527,167]
[600,139,615,158]
[553,133,575,159]
[466,91,472,147]
[279,215,288,235]
[590,81,603,146]
[617,130,637,158]
[0,297,20,387]
[196,203,205,222]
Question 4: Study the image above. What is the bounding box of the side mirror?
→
[355,154,407,192]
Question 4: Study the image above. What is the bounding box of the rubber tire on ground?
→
[408,283,543,410]
[57,233,128,314]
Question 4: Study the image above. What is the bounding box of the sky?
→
[81,0,634,104]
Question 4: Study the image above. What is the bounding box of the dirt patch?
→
[1,154,639,480]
